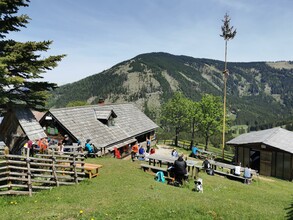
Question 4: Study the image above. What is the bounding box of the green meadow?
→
[0,157,292,220]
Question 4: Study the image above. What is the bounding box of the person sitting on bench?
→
[191,144,199,158]
[85,139,94,157]
[243,164,251,184]
[234,162,241,176]
[202,158,214,175]
[174,154,187,185]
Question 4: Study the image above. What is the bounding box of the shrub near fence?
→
[0,149,85,196]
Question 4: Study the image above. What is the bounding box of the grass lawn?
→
[0,157,292,220]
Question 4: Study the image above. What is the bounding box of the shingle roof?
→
[48,103,158,148]
[227,127,293,154]
[94,109,116,120]
[15,109,47,141]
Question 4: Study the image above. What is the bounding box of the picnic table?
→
[80,163,102,179]
[146,154,202,178]
[208,160,258,176]
[208,160,258,183]
[196,149,215,159]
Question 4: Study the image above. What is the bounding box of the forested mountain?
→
[47,52,293,128]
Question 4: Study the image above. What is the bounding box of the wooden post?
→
[26,152,32,197]
[6,155,12,191]
[51,150,59,187]
[72,148,78,184]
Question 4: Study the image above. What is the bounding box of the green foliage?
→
[66,100,88,107]
[161,92,190,146]
[48,72,127,108]
[0,0,65,112]
[195,94,223,150]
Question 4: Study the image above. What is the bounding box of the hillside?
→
[0,157,292,219]
[47,52,293,127]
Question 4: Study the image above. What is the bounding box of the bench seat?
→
[213,169,251,184]
[140,163,171,177]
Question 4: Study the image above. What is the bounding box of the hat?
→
[86,139,91,143]
[64,134,68,138]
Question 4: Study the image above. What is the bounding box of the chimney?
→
[98,98,105,106]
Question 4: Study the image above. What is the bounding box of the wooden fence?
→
[0,149,85,196]
[157,139,191,150]
[157,139,234,161]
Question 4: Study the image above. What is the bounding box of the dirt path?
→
[155,144,173,156]
[122,144,173,160]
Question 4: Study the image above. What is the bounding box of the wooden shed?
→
[227,127,293,181]
[0,108,47,154]
[40,103,158,155]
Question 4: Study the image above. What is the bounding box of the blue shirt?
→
[192,146,198,155]
[244,167,251,178]
[85,143,93,153]
[139,147,145,155]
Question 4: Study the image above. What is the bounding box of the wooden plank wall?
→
[0,149,85,196]
[260,150,272,176]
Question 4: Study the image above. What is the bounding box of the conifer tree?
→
[0,0,65,112]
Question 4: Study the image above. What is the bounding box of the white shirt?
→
[234,165,241,175]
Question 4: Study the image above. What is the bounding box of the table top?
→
[209,160,258,174]
[147,154,199,167]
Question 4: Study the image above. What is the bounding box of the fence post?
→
[51,150,59,187]
[72,148,78,184]
[26,151,32,197]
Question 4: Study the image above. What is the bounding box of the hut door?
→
[260,151,272,176]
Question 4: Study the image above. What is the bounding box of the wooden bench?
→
[83,163,102,179]
[140,164,170,177]
[77,163,102,179]
[213,169,252,184]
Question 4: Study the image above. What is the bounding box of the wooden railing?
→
[157,140,191,150]
[0,149,85,196]
[156,139,234,161]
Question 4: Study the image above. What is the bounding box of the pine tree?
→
[0,0,65,112]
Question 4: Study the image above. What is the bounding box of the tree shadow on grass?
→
[285,196,293,220]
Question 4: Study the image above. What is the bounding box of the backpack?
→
[155,171,165,183]
[207,169,214,176]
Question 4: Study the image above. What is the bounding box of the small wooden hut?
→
[227,127,293,181]
[0,108,47,154]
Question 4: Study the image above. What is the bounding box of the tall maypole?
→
[220,13,236,159]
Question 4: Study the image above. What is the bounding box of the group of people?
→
[22,137,49,156]
[131,140,156,162]
[234,162,252,183]
[201,158,252,183]
[21,134,76,156]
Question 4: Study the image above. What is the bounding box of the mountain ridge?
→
[47,52,293,128]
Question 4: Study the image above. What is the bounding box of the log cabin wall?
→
[235,144,292,181]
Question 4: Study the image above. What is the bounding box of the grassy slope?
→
[0,157,292,220]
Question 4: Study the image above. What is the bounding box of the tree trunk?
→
[175,127,179,146]
[190,118,195,150]
[205,135,209,151]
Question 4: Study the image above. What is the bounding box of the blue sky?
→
[9,0,293,85]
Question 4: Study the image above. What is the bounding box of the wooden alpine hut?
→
[227,127,293,181]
